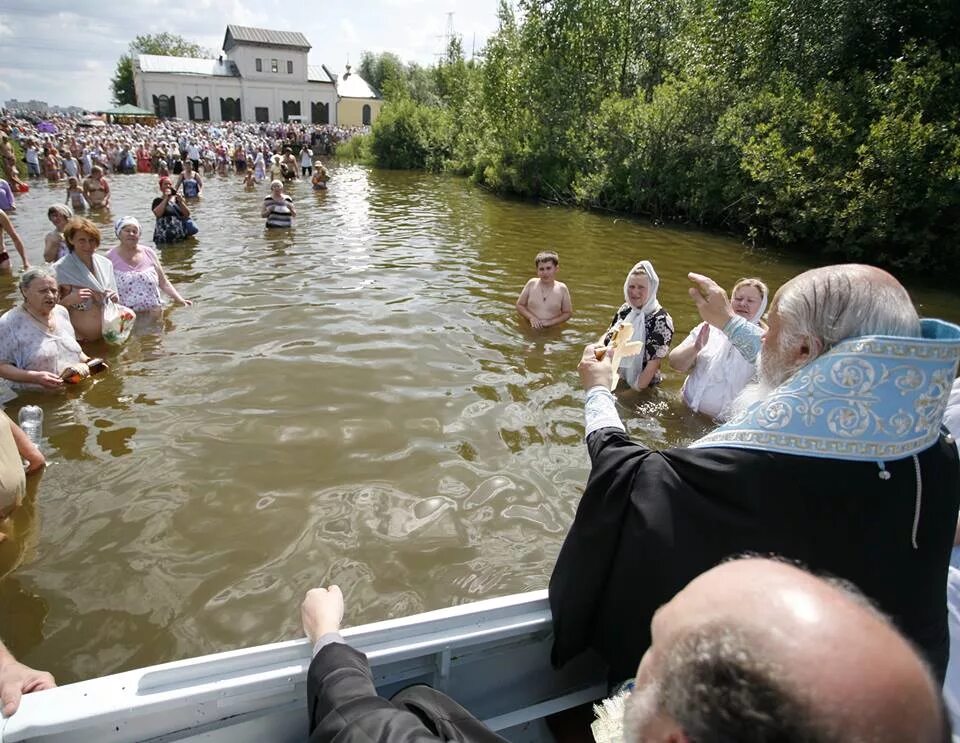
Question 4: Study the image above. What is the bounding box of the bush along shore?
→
[340,0,960,274]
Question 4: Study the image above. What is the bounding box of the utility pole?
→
[434,12,455,62]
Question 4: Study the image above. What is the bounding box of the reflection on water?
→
[2,166,958,683]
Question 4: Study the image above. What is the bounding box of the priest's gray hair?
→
[775,264,921,358]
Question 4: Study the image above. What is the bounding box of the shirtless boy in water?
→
[515,251,573,329]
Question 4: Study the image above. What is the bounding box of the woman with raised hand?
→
[151,178,195,245]
[668,277,768,420]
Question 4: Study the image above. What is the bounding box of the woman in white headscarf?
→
[600,260,675,391]
[668,277,769,420]
[107,216,191,313]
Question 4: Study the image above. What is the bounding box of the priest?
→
[550,264,960,683]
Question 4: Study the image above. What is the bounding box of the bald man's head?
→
[625,558,947,742]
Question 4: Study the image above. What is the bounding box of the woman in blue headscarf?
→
[601,260,674,390]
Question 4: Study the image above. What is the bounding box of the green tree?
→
[110,33,210,106]
[111,57,136,106]
[356,0,960,271]
[358,51,410,101]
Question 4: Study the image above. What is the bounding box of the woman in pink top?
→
[106,216,191,313]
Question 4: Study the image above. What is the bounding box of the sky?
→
[0,0,501,111]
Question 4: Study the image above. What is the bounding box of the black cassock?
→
[549,427,960,683]
[308,643,507,743]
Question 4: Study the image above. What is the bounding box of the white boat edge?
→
[0,589,607,742]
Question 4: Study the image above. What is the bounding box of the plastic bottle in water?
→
[17,405,43,447]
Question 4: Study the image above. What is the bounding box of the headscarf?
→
[732,279,768,325]
[48,204,73,220]
[114,216,141,238]
[617,260,661,388]
[622,260,661,320]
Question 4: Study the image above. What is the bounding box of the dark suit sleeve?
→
[308,642,445,743]
[549,427,653,668]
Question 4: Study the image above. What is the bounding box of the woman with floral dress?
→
[107,216,191,314]
[600,260,674,390]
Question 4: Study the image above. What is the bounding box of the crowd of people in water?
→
[2,113,960,742]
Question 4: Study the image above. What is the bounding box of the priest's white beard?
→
[622,681,662,742]
[727,339,804,421]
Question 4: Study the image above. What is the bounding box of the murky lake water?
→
[1,166,958,684]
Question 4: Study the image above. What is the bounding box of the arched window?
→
[311,101,329,125]
[220,97,241,122]
[188,96,210,121]
[153,94,176,118]
[282,100,301,122]
[362,104,371,125]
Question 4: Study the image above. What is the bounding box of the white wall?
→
[241,84,335,123]
[135,69,337,123]
[226,46,309,82]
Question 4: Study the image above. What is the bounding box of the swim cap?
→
[114,216,142,237]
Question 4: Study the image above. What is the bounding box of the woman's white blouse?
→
[680,321,758,420]
[0,305,83,386]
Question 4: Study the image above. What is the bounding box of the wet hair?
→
[63,217,101,251]
[18,265,57,293]
[270,179,284,189]
[534,251,559,267]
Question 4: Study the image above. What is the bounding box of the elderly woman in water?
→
[107,216,191,313]
[668,276,769,420]
[0,266,98,389]
[600,260,675,391]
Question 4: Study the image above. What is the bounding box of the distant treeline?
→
[344,0,960,272]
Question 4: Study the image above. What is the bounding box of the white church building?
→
[133,25,380,125]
